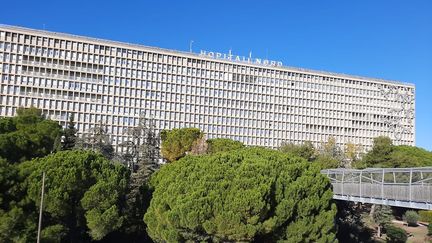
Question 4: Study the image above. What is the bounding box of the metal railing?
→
[321,167,432,210]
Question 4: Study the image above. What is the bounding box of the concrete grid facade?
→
[0,25,415,152]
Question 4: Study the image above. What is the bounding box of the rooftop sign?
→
[199,50,283,67]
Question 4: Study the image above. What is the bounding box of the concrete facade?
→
[0,25,415,151]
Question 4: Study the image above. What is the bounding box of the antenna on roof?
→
[189,40,194,53]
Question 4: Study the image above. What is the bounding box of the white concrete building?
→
[0,25,415,151]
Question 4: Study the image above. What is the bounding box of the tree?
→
[385,225,407,243]
[160,128,203,162]
[2,150,130,242]
[344,142,361,167]
[118,114,160,240]
[372,205,393,238]
[76,121,114,160]
[279,141,317,162]
[335,201,374,242]
[0,158,28,242]
[0,107,62,163]
[314,154,340,169]
[206,138,244,154]
[144,147,337,242]
[61,114,77,150]
[360,136,432,168]
[403,210,419,226]
[321,136,343,160]
[363,136,393,167]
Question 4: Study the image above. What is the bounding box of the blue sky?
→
[1,0,431,150]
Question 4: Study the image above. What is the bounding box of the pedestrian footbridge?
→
[321,167,432,210]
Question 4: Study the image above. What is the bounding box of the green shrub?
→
[385,225,407,243]
[428,221,432,236]
[404,210,419,226]
[419,210,432,223]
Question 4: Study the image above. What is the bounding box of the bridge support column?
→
[381,169,385,199]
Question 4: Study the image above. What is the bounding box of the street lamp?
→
[37,135,65,242]
[36,171,45,243]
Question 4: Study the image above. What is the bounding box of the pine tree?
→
[62,114,77,150]
[76,121,114,160]
[372,205,393,238]
[118,113,160,237]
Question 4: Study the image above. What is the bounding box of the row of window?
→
[0,91,413,140]
[1,52,414,101]
[0,30,413,91]
[6,82,413,128]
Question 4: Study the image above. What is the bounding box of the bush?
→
[419,210,432,223]
[144,147,337,242]
[404,210,419,226]
[428,221,432,236]
[385,225,407,243]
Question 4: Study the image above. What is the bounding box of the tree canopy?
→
[0,107,62,163]
[160,128,203,162]
[0,150,129,242]
[61,114,77,151]
[206,138,244,154]
[362,136,394,167]
[144,147,336,242]
[360,136,432,168]
[279,141,316,162]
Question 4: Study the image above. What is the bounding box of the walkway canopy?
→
[321,167,432,210]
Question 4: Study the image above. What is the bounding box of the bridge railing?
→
[321,167,432,204]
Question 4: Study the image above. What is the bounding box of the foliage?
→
[118,114,160,239]
[190,137,208,155]
[335,201,374,242]
[206,138,244,154]
[361,136,432,168]
[363,136,394,167]
[389,145,432,167]
[61,114,77,150]
[344,142,363,168]
[314,155,340,169]
[76,122,114,160]
[0,107,62,163]
[1,150,129,242]
[0,157,33,242]
[419,210,432,223]
[160,128,203,162]
[144,147,336,242]
[321,136,343,160]
[41,224,68,243]
[428,221,432,236]
[385,225,407,243]
[403,210,419,226]
[279,141,316,161]
[372,205,393,237]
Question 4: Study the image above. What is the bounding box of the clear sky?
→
[1,0,431,150]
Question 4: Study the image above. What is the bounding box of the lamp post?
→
[37,135,65,242]
[36,171,45,243]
